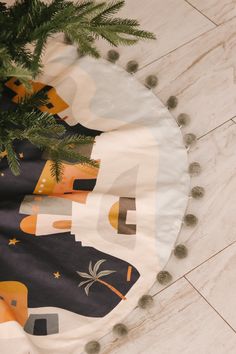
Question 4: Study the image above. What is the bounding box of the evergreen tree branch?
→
[49,156,64,183]
[0,0,155,180]
[5,142,20,176]
[1,0,156,73]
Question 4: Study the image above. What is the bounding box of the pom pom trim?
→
[191,186,205,199]
[107,49,120,62]
[188,162,202,176]
[177,113,190,126]
[145,75,158,88]
[184,214,198,226]
[156,270,172,285]
[113,323,128,337]
[138,294,154,309]
[84,340,101,354]
[183,133,197,147]
[174,244,188,259]
[126,60,139,73]
[167,95,178,109]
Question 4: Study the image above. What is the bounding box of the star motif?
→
[19,152,24,159]
[53,272,61,279]
[8,238,20,246]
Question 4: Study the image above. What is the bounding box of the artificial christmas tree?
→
[0,0,155,180]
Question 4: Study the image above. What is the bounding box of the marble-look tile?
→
[188,0,236,25]
[95,0,214,68]
[6,0,214,71]
[137,17,236,137]
[186,242,236,330]
[145,120,236,296]
[95,278,236,354]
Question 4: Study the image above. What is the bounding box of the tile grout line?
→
[184,1,236,27]
[184,239,236,277]
[138,23,217,72]
[184,0,218,26]
[197,117,236,140]
[152,239,236,298]
[98,240,236,344]
[152,276,185,297]
[95,249,236,347]
[185,276,236,334]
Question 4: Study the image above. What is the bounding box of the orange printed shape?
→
[0,281,28,326]
[97,279,126,300]
[56,191,90,203]
[33,160,56,195]
[5,79,45,103]
[0,150,7,159]
[34,160,99,203]
[20,215,37,235]
[39,87,69,115]
[108,201,119,231]
[126,266,132,282]
[53,220,72,230]
[5,78,31,102]
[53,163,99,195]
[5,78,68,115]
[29,83,69,115]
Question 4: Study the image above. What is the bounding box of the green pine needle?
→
[0,0,155,76]
[5,143,20,176]
[0,0,156,180]
[50,158,64,183]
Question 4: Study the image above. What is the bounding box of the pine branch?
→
[66,28,100,57]
[0,100,96,180]
[74,1,107,18]
[61,134,95,146]
[1,0,156,72]
[0,47,11,66]
[91,1,125,23]
[50,157,64,183]
[5,142,20,176]
[0,65,32,86]
[0,0,156,180]
[17,90,49,109]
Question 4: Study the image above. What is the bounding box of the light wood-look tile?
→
[94,278,236,354]
[96,0,214,68]
[137,17,236,137]
[186,242,236,330]
[188,0,236,25]
[146,120,236,296]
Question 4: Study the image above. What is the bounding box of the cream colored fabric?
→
[0,42,189,353]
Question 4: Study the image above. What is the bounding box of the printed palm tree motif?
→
[77,259,127,300]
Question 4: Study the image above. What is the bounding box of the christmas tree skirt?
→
[0,42,189,353]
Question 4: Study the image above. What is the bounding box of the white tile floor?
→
[188,0,236,24]
[97,0,214,68]
[95,1,236,353]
